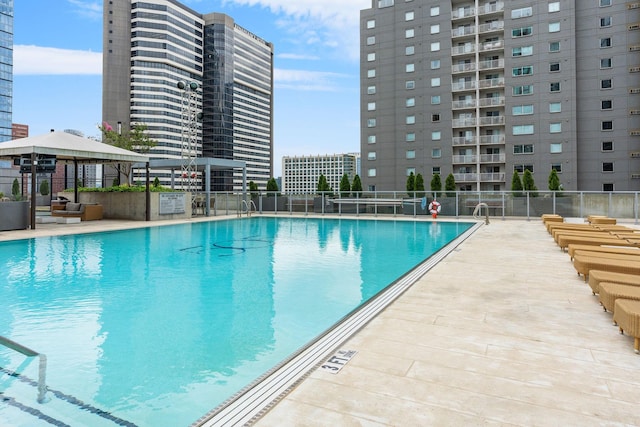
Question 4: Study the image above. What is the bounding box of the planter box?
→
[75,192,192,221]
[0,201,30,231]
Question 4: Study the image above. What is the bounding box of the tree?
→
[12,178,20,199]
[266,177,279,197]
[351,174,363,194]
[415,173,425,198]
[339,173,351,198]
[249,180,259,198]
[316,174,332,196]
[522,169,538,197]
[548,169,561,192]
[445,173,456,197]
[511,171,523,197]
[153,176,160,188]
[100,122,157,184]
[39,179,49,196]
[430,173,442,198]
[406,172,415,197]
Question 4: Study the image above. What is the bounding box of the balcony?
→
[452,99,477,109]
[479,135,505,145]
[452,8,476,20]
[478,96,505,107]
[452,44,476,56]
[478,2,505,15]
[452,117,477,128]
[452,26,476,38]
[478,116,506,126]
[452,136,477,146]
[453,173,478,183]
[478,77,505,89]
[479,153,506,163]
[454,172,505,182]
[478,40,504,52]
[479,58,504,70]
[452,155,477,164]
[478,21,504,34]
[452,80,478,91]
[452,62,477,73]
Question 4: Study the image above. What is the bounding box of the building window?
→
[600,16,612,27]
[432,131,441,140]
[550,122,562,133]
[406,80,415,89]
[601,100,612,109]
[405,28,415,38]
[405,11,414,21]
[406,168,416,176]
[406,133,415,142]
[367,69,376,78]
[431,95,441,104]
[367,168,377,177]
[602,141,613,151]
[549,41,560,52]
[550,143,563,153]
[600,58,612,68]
[406,150,416,159]
[432,148,441,158]
[548,2,560,12]
[550,82,560,92]
[602,162,614,172]
[430,6,440,16]
[512,65,533,76]
[367,135,376,144]
[601,120,613,130]
[367,118,377,128]
[514,164,534,173]
[601,79,612,89]
[431,77,441,87]
[512,7,533,19]
[367,85,376,95]
[405,45,415,55]
[431,59,441,69]
[366,19,375,29]
[603,183,614,191]
[600,0,611,6]
[550,62,560,72]
[551,163,562,172]
[432,167,441,175]
[367,151,377,160]
[513,104,534,115]
[366,36,375,45]
[549,102,561,113]
[430,24,440,34]
[600,37,611,48]
[406,97,415,107]
[512,46,533,56]
[406,63,415,73]
[368,102,376,111]
[512,26,533,37]
[406,115,415,124]
[514,144,534,154]
[513,85,534,96]
[367,53,376,62]
[513,124,534,135]
[431,42,440,51]
[549,22,560,32]
[431,113,440,122]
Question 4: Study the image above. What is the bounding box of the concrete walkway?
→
[255,219,640,426]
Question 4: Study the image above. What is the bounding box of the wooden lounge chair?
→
[613,299,640,353]
[547,222,594,233]
[541,214,563,225]
[591,217,617,225]
[572,253,640,281]
[557,235,628,252]
[552,229,609,243]
[589,270,640,295]
[598,283,640,312]
[567,244,640,261]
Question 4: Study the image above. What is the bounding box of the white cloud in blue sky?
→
[12,0,369,176]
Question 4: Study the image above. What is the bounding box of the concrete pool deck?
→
[2,216,640,426]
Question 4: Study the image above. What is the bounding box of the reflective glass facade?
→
[0,0,12,143]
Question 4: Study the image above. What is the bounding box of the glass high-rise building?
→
[360,0,640,192]
[103,0,273,191]
[0,0,13,143]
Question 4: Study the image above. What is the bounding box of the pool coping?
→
[192,220,483,427]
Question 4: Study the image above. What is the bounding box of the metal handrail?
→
[0,335,48,403]
[473,202,490,224]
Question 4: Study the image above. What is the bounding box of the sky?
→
[12,0,371,177]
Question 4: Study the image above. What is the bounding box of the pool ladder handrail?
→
[473,202,490,225]
[239,199,257,217]
[0,335,48,403]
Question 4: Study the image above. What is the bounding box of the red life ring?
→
[428,200,441,215]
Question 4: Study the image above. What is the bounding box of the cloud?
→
[277,53,320,60]
[223,0,370,61]
[14,45,102,75]
[67,0,103,20]
[274,68,352,91]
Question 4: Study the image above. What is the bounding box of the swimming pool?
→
[0,217,475,426]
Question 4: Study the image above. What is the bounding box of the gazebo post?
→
[30,152,37,229]
[145,162,150,221]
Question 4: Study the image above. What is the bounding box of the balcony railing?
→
[452,45,476,56]
[478,97,505,107]
[478,21,504,33]
[452,62,477,73]
[478,77,504,89]
[479,58,504,70]
[478,116,506,126]
[452,26,476,38]
[479,134,505,144]
[452,80,477,91]
[452,137,477,146]
[452,8,475,20]
[480,153,506,163]
[452,118,477,127]
[479,40,504,52]
[452,99,477,109]
[452,155,477,164]
[478,2,505,15]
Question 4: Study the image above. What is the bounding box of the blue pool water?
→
[0,217,473,426]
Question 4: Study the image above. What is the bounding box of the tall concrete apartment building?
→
[282,153,360,193]
[360,0,640,192]
[0,0,13,143]
[103,0,274,191]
